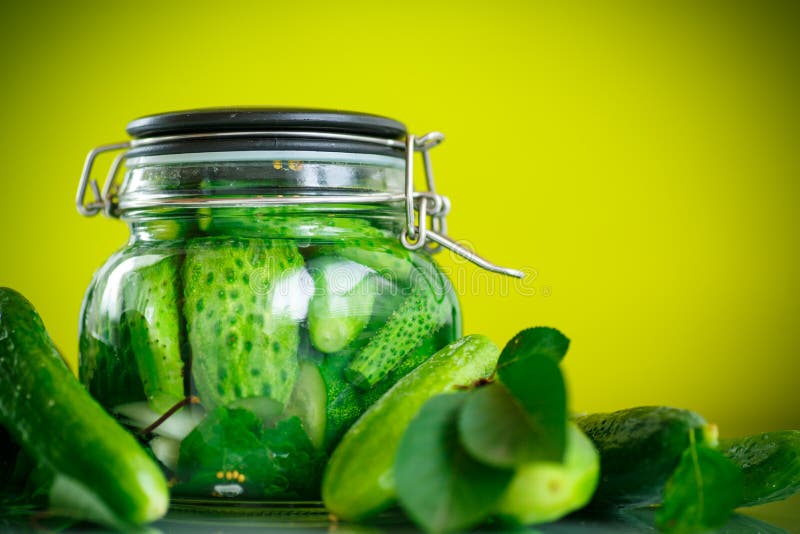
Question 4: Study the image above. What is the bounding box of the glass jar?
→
[75,108,520,504]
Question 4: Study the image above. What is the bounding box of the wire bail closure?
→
[76,131,524,279]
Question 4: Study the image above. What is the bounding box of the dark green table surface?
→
[3,496,798,532]
[154,498,799,534]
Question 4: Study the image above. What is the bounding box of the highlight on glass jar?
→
[75,108,522,503]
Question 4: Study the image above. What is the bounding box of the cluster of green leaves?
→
[393,327,570,534]
[175,407,325,499]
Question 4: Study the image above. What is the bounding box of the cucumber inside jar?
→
[81,211,459,501]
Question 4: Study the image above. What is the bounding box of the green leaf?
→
[497,355,568,462]
[497,327,570,371]
[395,393,514,534]
[458,382,551,468]
[177,407,273,495]
[656,434,744,533]
[176,407,325,499]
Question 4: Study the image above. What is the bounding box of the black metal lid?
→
[125,108,407,159]
[127,107,407,138]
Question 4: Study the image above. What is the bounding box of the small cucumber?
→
[576,406,717,507]
[495,423,600,525]
[345,286,450,388]
[307,258,376,354]
[0,287,168,527]
[357,336,442,408]
[316,239,414,283]
[200,207,383,239]
[283,360,327,449]
[318,352,364,451]
[79,267,147,408]
[122,253,185,414]
[183,237,305,409]
[720,430,800,507]
[322,335,500,522]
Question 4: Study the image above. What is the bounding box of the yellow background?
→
[1,0,798,446]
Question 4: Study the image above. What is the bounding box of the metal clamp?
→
[75,141,130,217]
[401,133,524,278]
[75,130,524,279]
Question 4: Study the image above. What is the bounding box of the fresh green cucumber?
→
[575,406,717,507]
[307,257,376,354]
[182,237,304,409]
[720,430,800,507]
[0,287,168,527]
[0,427,22,499]
[495,423,600,525]
[345,286,450,388]
[122,253,185,414]
[283,360,327,449]
[322,334,500,521]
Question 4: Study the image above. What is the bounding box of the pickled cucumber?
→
[576,406,717,507]
[201,207,382,239]
[322,335,500,521]
[183,237,304,409]
[79,267,147,408]
[317,239,414,283]
[307,258,376,354]
[495,423,600,525]
[122,254,185,414]
[283,361,327,449]
[345,286,449,388]
[720,430,800,507]
[318,352,364,451]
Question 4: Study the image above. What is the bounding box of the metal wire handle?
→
[75,130,524,279]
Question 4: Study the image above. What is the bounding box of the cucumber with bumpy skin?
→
[575,406,717,507]
[357,336,441,408]
[720,430,800,507]
[322,335,500,522]
[122,254,185,413]
[183,237,305,409]
[345,286,449,388]
[0,287,168,527]
[319,352,364,451]
[307,258,376,354]
[495,423,600,525]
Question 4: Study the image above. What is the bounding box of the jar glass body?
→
[78,157,461,502]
